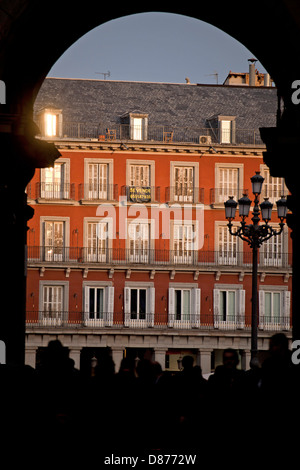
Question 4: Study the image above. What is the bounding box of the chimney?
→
[264,73,271,86]
[248,58,257,86]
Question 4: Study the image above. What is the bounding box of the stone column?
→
[25,346,37,369]
[153,348,168,370]
[198,349,213,375]
[241,349,251,370]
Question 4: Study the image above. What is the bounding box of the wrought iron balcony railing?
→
[27,247,292,269]
[25,311,291,331]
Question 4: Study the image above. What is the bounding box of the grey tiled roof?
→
[34,77,277,130]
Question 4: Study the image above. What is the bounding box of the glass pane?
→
[273,293,280,318]
[228,291,235,319]
[139,289,146,319]
[265,292,271,322]
[175,290,181,321]
[89,288,95,319]
[220,291,226,321]
[182,290,190,320]
[131,289,137,318]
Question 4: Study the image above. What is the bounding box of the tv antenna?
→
[205,71,219,84]
[95,71,111,80]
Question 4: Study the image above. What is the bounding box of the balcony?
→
[28,182,76,201]
[27,247,292,269]
[35,121,265,147]
[25,311,291,331]
[165,186,204,204]
[78,183,118,201]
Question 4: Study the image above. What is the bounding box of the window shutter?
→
[213,289,220,328]
[107,286,114,326]
[282,290,291,329]
[124,287,131,326]
[237,289,245,329]
[147,287,155,327]
[259,290,265,330]
[84,286,89,322]
[168,288,175,327]
[192,288,201,328]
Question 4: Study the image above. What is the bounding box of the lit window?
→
[45,113,57,137]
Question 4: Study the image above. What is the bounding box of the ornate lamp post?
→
[224,171,288,362]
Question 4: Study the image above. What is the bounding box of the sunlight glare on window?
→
[45,113,57,136]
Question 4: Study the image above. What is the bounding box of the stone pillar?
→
[241,349,251,370]
[111,347,124,373]
[69,348,81,370]
[25,346,37,369]
[153,348,168,370]
[198,349,213,375]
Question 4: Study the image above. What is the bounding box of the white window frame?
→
[37,107,63,138]
[170,161,199,204]
[40,159,70,199]
[124,282,155,327]
[215,163,244,204]
[83,158,114,201]
[40,216,70,262]
[213,285,245,329]
[171,220,198,264]
[259,287,290,331]
[83,281,114,327]
[39,280,69,326]
[168,284,200,329]
[83,217,113,263]
[215,222,241,266]
[126,218,155,264]
[260,164,288,203]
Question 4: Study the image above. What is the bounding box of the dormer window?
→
[121,112,148,141]
[207,115,236,144]
[36,107,63,137]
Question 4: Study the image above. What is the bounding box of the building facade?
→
[25,77,292,374]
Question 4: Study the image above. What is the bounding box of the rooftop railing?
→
[35,121,265,146]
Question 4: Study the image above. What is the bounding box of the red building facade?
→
[25,78,292,374]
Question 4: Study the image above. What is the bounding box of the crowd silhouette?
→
[1,333,300,460]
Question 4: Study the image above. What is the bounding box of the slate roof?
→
[34,77,277,130]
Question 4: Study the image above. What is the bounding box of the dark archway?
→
[1,1,300,365]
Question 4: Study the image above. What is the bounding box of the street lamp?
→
[224,172,287,362]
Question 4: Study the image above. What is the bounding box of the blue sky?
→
[48,12,267,84]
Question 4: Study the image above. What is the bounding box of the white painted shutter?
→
[124,287,131,326]
[213,289,220,328]
[168,288,175,327]
[147,287,155,327]
[192,288,201,328]
[107,286,114,326]
[237,289,245,329]
[282,290,291,329]
[259,290,265,330]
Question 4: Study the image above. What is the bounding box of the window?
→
[88,163,108,199]
[86,222,108,262]
[213,287,245,329]
[220,120,231,143]
[124,285,155,326]
[37,108,62,137]
[174,166,194,202]
[217,225,238,265]
[217,166,240,203]
[41,162,69,199]
[84,159,114,201]
[168,286,200,328]
[173,224,196,264]
[43,220,65,261]
[130,164,150,187]
[128,222,150,263]
[259,289,290,330]
[40,284,67,326]
[261,166,287,202]
[83,284,114,326]
[261,229,283,267]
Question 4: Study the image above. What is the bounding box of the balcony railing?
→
[27,247,292,268]
[35,121,265,146]
[26,311,291,331]
[32,182,76,200]
[78,183,119,201]
[165,187,204,204]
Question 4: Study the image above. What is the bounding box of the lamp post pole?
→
[224,172,287,362]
